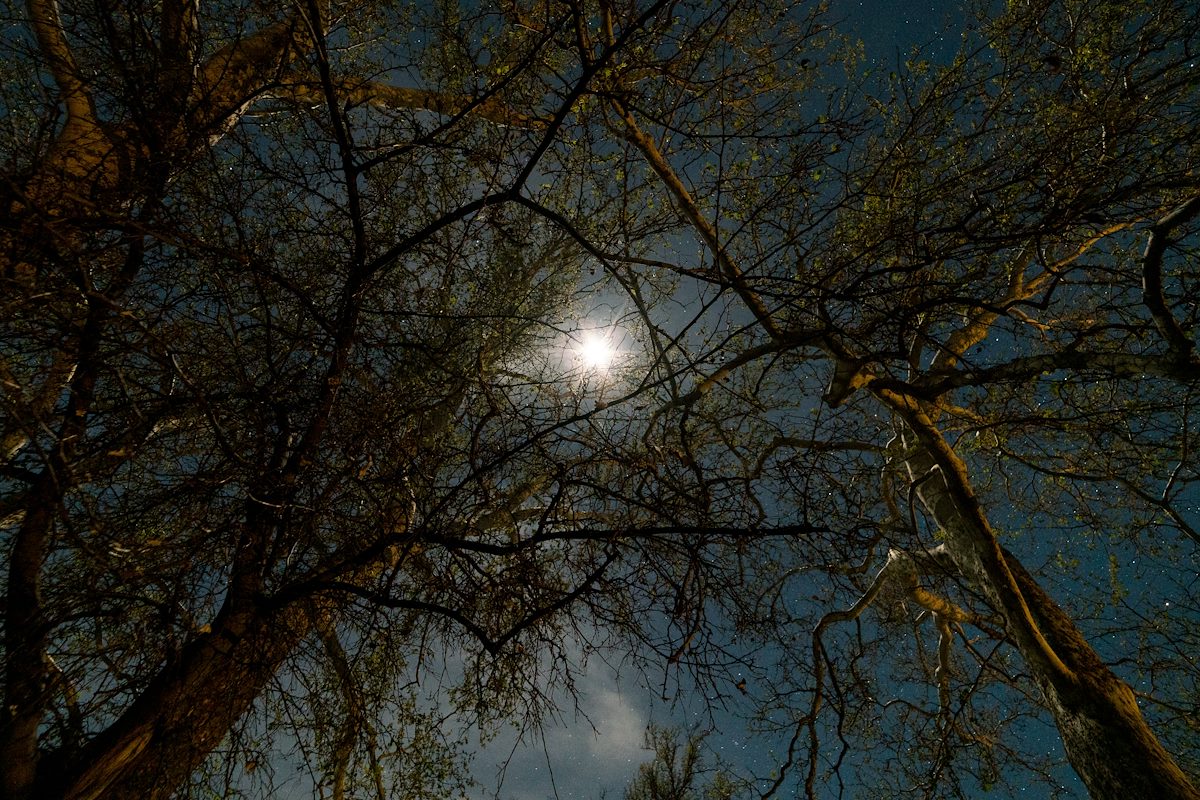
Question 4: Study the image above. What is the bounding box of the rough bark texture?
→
[1003,555,1200,800]
[893,411,1200,800]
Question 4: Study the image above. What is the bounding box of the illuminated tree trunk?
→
[889,400,1200,800]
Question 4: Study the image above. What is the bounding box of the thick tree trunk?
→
[1003,555,1200,799]
[893,410,1200,799]
[41,602,315,800]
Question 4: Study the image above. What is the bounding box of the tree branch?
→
[912,349,1200,397]
[189,16,312,140]
[271,79,550,130]
[313,612,388,800]
[27,0,95,130]
[419,523,828,557]
[608,98,784,340]
[316,549,617,654]
[158,0,199,90]
[882,396,1078,689]
[1142,193,1200,359]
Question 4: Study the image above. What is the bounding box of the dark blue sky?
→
[829,0,970,67]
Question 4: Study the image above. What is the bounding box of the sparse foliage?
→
[625,726,735,800]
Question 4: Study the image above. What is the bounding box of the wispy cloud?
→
[471,658,653,800]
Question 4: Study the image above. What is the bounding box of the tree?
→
[581,0,1200,797]
[624,725,735,800]
[1,1,692,797]
[2,1,1198,799]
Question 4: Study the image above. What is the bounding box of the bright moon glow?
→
[577,333,615,370]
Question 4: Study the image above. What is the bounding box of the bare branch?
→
[909,349,1200,398]
[271,80,550,130]
[1142,194,1200,359]
[882,396,1078,688]
[313,612,388,800]
[159,0,200,90]
[799,549,911,797]
[933,613,953,714]
[190,17,313,140]
[610,99,784,341]
[315,549,617,655]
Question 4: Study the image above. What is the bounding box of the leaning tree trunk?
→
[886,394,1200,799]
[48,602,315,800]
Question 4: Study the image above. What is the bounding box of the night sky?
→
[468,4,1013,800]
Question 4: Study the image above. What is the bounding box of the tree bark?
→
[45,601,315,800]
[888,401,1200,799]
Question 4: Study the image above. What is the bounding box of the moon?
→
[577,332,615,371]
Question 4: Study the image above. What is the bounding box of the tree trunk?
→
[893,412,1200,799]
[1002,555,1200,799]
[43,602,315,800]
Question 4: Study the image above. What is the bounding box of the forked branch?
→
[788,547,994,799]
